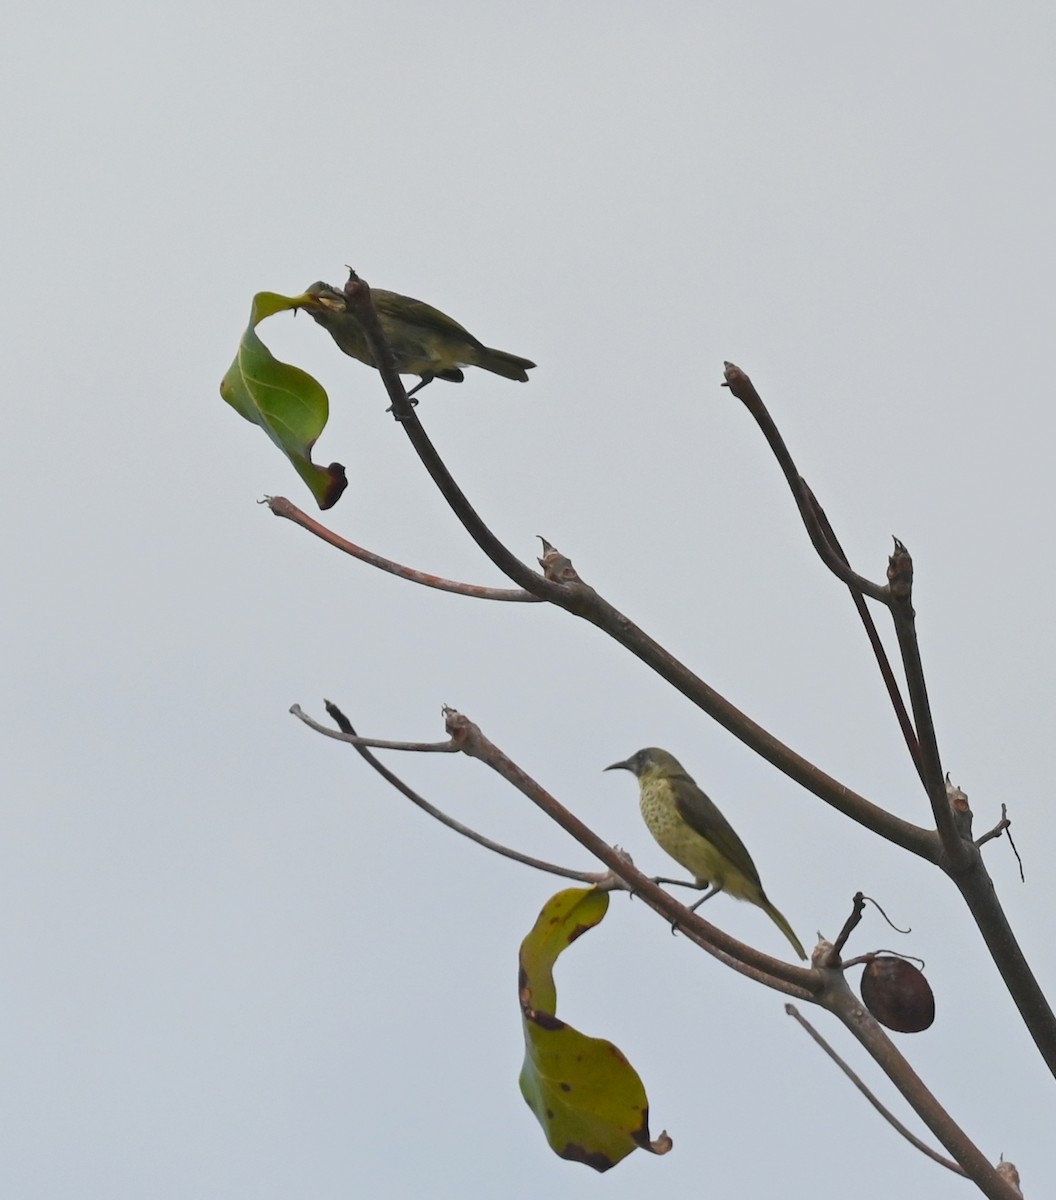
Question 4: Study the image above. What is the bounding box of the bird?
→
[297,278,536,398]
[604,747,806,960]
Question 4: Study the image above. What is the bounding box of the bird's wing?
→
[671,773,764,887]
[372,291,483,347]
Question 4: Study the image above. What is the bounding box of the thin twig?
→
[830,892,866,959]
[322,285,928,855]
[976,805,1010,849]
[721,362,888,601]
[861,895,911,935]
[300,303,1056,1076]
[785,1004,966,1176]
[444,706,817,995]
[342,273,558,596]
[976,804,1025,881]
[803,487,924,782]
[1006,833,1025,883]
[265,496,540,602]
[544,560,936,856]
[885,541,968,866]
[290,706,459,752]
[823,979,1023,1199]
[719,362,924,780]
[295,700,611,884]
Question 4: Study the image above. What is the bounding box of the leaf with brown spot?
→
[518,887,672,1171]
[220,291,347,510]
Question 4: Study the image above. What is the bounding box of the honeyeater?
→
[297,280,535,398]
[605,748,806,960]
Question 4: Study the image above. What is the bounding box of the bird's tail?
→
[762,900,807,961]
[474,347,536,382]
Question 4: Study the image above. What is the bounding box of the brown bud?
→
[886,537,913,600]
[860,956,935,1033]
[995,1159,1022,1196]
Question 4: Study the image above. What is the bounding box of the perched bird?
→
[298,279,536,398]
[605,747,806,960]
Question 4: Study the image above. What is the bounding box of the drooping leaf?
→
[518,887,671,1171]
[220,291,347,510]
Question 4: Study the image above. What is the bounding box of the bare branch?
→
[951,862,1056,1076]
[870,568,1056,1077]
[719,364,930,782]
[785,1003,966,1176]
[290,705,458,752]
[264,497,541,601]
[976,804,1011,849]
[976,804,1025,881]
[534,548,936,856]
[863,896,913,936]
[327,703,1020,1196]
[820,973,1024,1200]
[714,367,1052,1072]
[300,695,1023,1195]
[327,291,928,856]
[802,485,924,781]
[829,892,867,960]
[307,305,1056,1079]
[885,540,967,863]
[443,706,818,996]
[341,273,562,597]
[294,700,610,884]
[721,362,889,601]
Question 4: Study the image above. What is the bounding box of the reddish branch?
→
[266,496,539,602]
[302,272,1056,1085]
[294,700,1022,1199]
[288,702,610,885]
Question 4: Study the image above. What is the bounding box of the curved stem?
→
[564,586,935,856]
[266,496,539,601]
[345,288,922,852]
[294,701,610,884]
[803,487,924,782]
[885,541,966,865]
[307,304,1055,1083]
[342,274,561,598]
[722,362,888,600]
[445,707,818,995]
[821,969,1023,1199]
[785,1004,965,1176]
[290,706,458,753]
[950,853,1056,1077]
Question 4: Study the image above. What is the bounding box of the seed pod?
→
[860,957,935,1032]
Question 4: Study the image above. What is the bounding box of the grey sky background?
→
[4,3,1053,1196]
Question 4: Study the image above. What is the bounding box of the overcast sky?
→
[4,3,1054,1197]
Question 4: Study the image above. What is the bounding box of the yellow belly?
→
[639,786,727,889]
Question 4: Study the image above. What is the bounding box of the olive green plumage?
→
[605,747,806,961]
[299,280,535,396]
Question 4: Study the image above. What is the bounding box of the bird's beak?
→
[604,759,633,773]
[290,284,345,313]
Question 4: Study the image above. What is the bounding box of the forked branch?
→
[295,700,1021,1199]
[289,702,613,886]
[267,496,539,602]
[319,274,1056,1079]
[785,1003,965,1176]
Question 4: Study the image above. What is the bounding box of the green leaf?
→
[220,291,347,510]
[518,887,672,1171]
